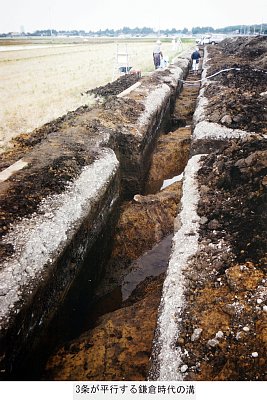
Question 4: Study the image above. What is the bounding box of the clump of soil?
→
[84,73,140,97]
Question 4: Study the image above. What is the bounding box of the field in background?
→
[0,37,194,151]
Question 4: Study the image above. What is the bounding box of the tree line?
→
[1,24,266,37]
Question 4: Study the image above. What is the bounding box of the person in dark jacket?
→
[191,47,201,74]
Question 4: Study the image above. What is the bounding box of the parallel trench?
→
[12,64,202,380]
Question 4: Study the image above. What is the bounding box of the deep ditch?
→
[0,52,202,380]
[3,37,266,381]
[43,66,202,381]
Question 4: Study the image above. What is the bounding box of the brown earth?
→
[88,181,183,301]
[45,274,164,380]
[110,182,182,267]
[176,135,267,381]
[146,127,191,193]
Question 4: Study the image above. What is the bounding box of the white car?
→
[196,34,225,45]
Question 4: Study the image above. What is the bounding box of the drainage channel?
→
[9,60,202,381]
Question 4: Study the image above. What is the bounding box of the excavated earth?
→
[166,36,267,381]
[45,37,266,381]
[204,36,267,134]
[84,73,141,97]
[44,128,191,380]
[176,135,267,381]
[1,37,266,382]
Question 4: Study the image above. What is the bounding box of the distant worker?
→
[160,55,169,69]
[153,39,163,69]
[191,47,201,74]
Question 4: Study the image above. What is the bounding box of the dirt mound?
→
[84,73,140,97]
[204,38,267,133]
[220,35,267,62]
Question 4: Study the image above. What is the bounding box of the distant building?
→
[10,32,21,37]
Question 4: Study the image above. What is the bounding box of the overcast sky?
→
[1,0,266,33]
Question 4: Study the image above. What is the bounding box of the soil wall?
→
[0,52,192,377]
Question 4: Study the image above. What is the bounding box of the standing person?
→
[153,40,163,69]
[191,47,201,74]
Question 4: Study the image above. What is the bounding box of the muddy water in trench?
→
[82,234,173,330]
[44,70,202,381]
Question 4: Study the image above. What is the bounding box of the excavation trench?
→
[2,38,266,382]
[32,37,267,382]
[0,52,202,379]
[43,69,201,381]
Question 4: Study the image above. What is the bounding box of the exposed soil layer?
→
[146,127,191,194]
[175,136,267,381]
[44,179,182,380]
[145,68,201,194]
[111,182,182,267]
[45,274,165,380]
[96,182,183,298]
[204,36,267,134]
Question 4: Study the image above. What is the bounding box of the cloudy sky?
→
[1,0,266,33]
